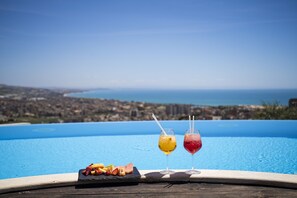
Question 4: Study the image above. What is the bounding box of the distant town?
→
[0,84,296,124]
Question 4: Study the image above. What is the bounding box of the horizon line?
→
[1,83,297,91]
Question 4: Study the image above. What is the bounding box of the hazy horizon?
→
[1,0,297,89]
[2,83,297,91]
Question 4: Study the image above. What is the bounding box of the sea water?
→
[67,89,297,106]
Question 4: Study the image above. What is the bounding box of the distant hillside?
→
[0,84,62,98]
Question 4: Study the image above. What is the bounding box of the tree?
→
[253,101,297,120]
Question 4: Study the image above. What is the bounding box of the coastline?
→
[65,88,297,106]
[1,85,296,124]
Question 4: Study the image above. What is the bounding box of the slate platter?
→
[78,167,141,184]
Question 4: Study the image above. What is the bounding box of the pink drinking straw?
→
[192,115,195,133]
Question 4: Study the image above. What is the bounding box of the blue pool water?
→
[0,121,297,179]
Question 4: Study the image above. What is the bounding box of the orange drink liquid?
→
[158,135,177,155]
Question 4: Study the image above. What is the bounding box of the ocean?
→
[67,89,297,106]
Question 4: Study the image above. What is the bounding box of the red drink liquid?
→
[183,134,202,154]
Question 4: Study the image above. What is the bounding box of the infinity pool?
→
[0,121,297,179]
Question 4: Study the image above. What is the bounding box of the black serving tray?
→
[78,167,141,184]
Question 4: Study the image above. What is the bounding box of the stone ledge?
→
[141,170,297,189]
[0,170,297,194]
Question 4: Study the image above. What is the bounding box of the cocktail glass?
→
[183,129,202,174]
[158,128,176,175]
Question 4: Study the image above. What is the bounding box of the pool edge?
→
[0,170,297,193]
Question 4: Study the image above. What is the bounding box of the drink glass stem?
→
[192,154,194,170]
[166,154,169,171]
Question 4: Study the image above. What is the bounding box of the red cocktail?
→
[183,129,202,174]
[184,133,202,154]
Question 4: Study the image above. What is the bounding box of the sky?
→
[0,0,297,89]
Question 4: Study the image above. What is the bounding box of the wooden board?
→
[2,183,297,198]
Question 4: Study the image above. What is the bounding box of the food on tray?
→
[82,163,134,176]
[90,163,104,169]
[125,163,133,174]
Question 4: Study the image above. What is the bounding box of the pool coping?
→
[0,170,297,193]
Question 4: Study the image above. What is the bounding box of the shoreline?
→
[65,91,268,107]
[64,88,295,107]
[1,84,296,124]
